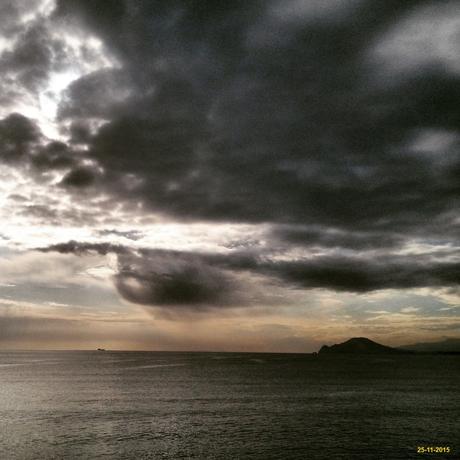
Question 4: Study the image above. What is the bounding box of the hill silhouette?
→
[318,337,409,355]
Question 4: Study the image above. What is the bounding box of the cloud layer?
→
[0,0,459,346]
[2,1,456,236]
[39,242,460,310]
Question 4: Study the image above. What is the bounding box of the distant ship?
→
[97,348,106,352]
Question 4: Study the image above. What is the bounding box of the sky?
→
[0,0,459,351]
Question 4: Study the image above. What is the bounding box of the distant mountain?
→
[399,338,460,353]
[318,337,409,355]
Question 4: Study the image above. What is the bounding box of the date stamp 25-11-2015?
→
[417,446,452,454]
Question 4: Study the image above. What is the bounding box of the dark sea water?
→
[0,351,458,459]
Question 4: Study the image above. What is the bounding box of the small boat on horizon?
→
[97,348,106,352]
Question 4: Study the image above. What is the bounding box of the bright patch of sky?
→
[0,0,118,139]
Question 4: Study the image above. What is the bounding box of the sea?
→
[0,351,458,459]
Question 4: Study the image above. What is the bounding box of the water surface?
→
[0,351,458,459]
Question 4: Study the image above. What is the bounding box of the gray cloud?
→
[0,4,77,119]
[263,256,460,293]
[0,22,56,91]
[39,242,245,308]
[38,241,128,256]
[58,69,132,120]
[31,141,77,170]
[39,242,460,308]
[60,166,98,187]
[0,113,40,162]
[115,251,238,308]
[48,0,459,242]
[270,225,405,251]
[0,113,90,176]
[2,1,459,305]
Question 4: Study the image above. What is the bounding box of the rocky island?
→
[318,337,410,355]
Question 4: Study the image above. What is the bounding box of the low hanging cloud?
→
[38,243,246,308]
[39,242,460,309]
[114,251,238,308]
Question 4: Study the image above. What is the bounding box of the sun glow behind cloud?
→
[0,0,118,140]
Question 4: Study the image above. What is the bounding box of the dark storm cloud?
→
[0,113,40,162]
[38,242,242,307]
[205,251,460,293]
[60,166,98,187]
[270,226,404,251]
[2,1,459,300]
[50,0,459,246]
[115,250,237,308]
[31,141,76,170]
[58,69,133,120]
[264,256,460,293]
[39,241,245,307]
[120,253,460,297]
[38,240,129,256]
[0,113,95,193]
[67,121,92,145]
[40,242,460,308]
[0,23,54,91]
